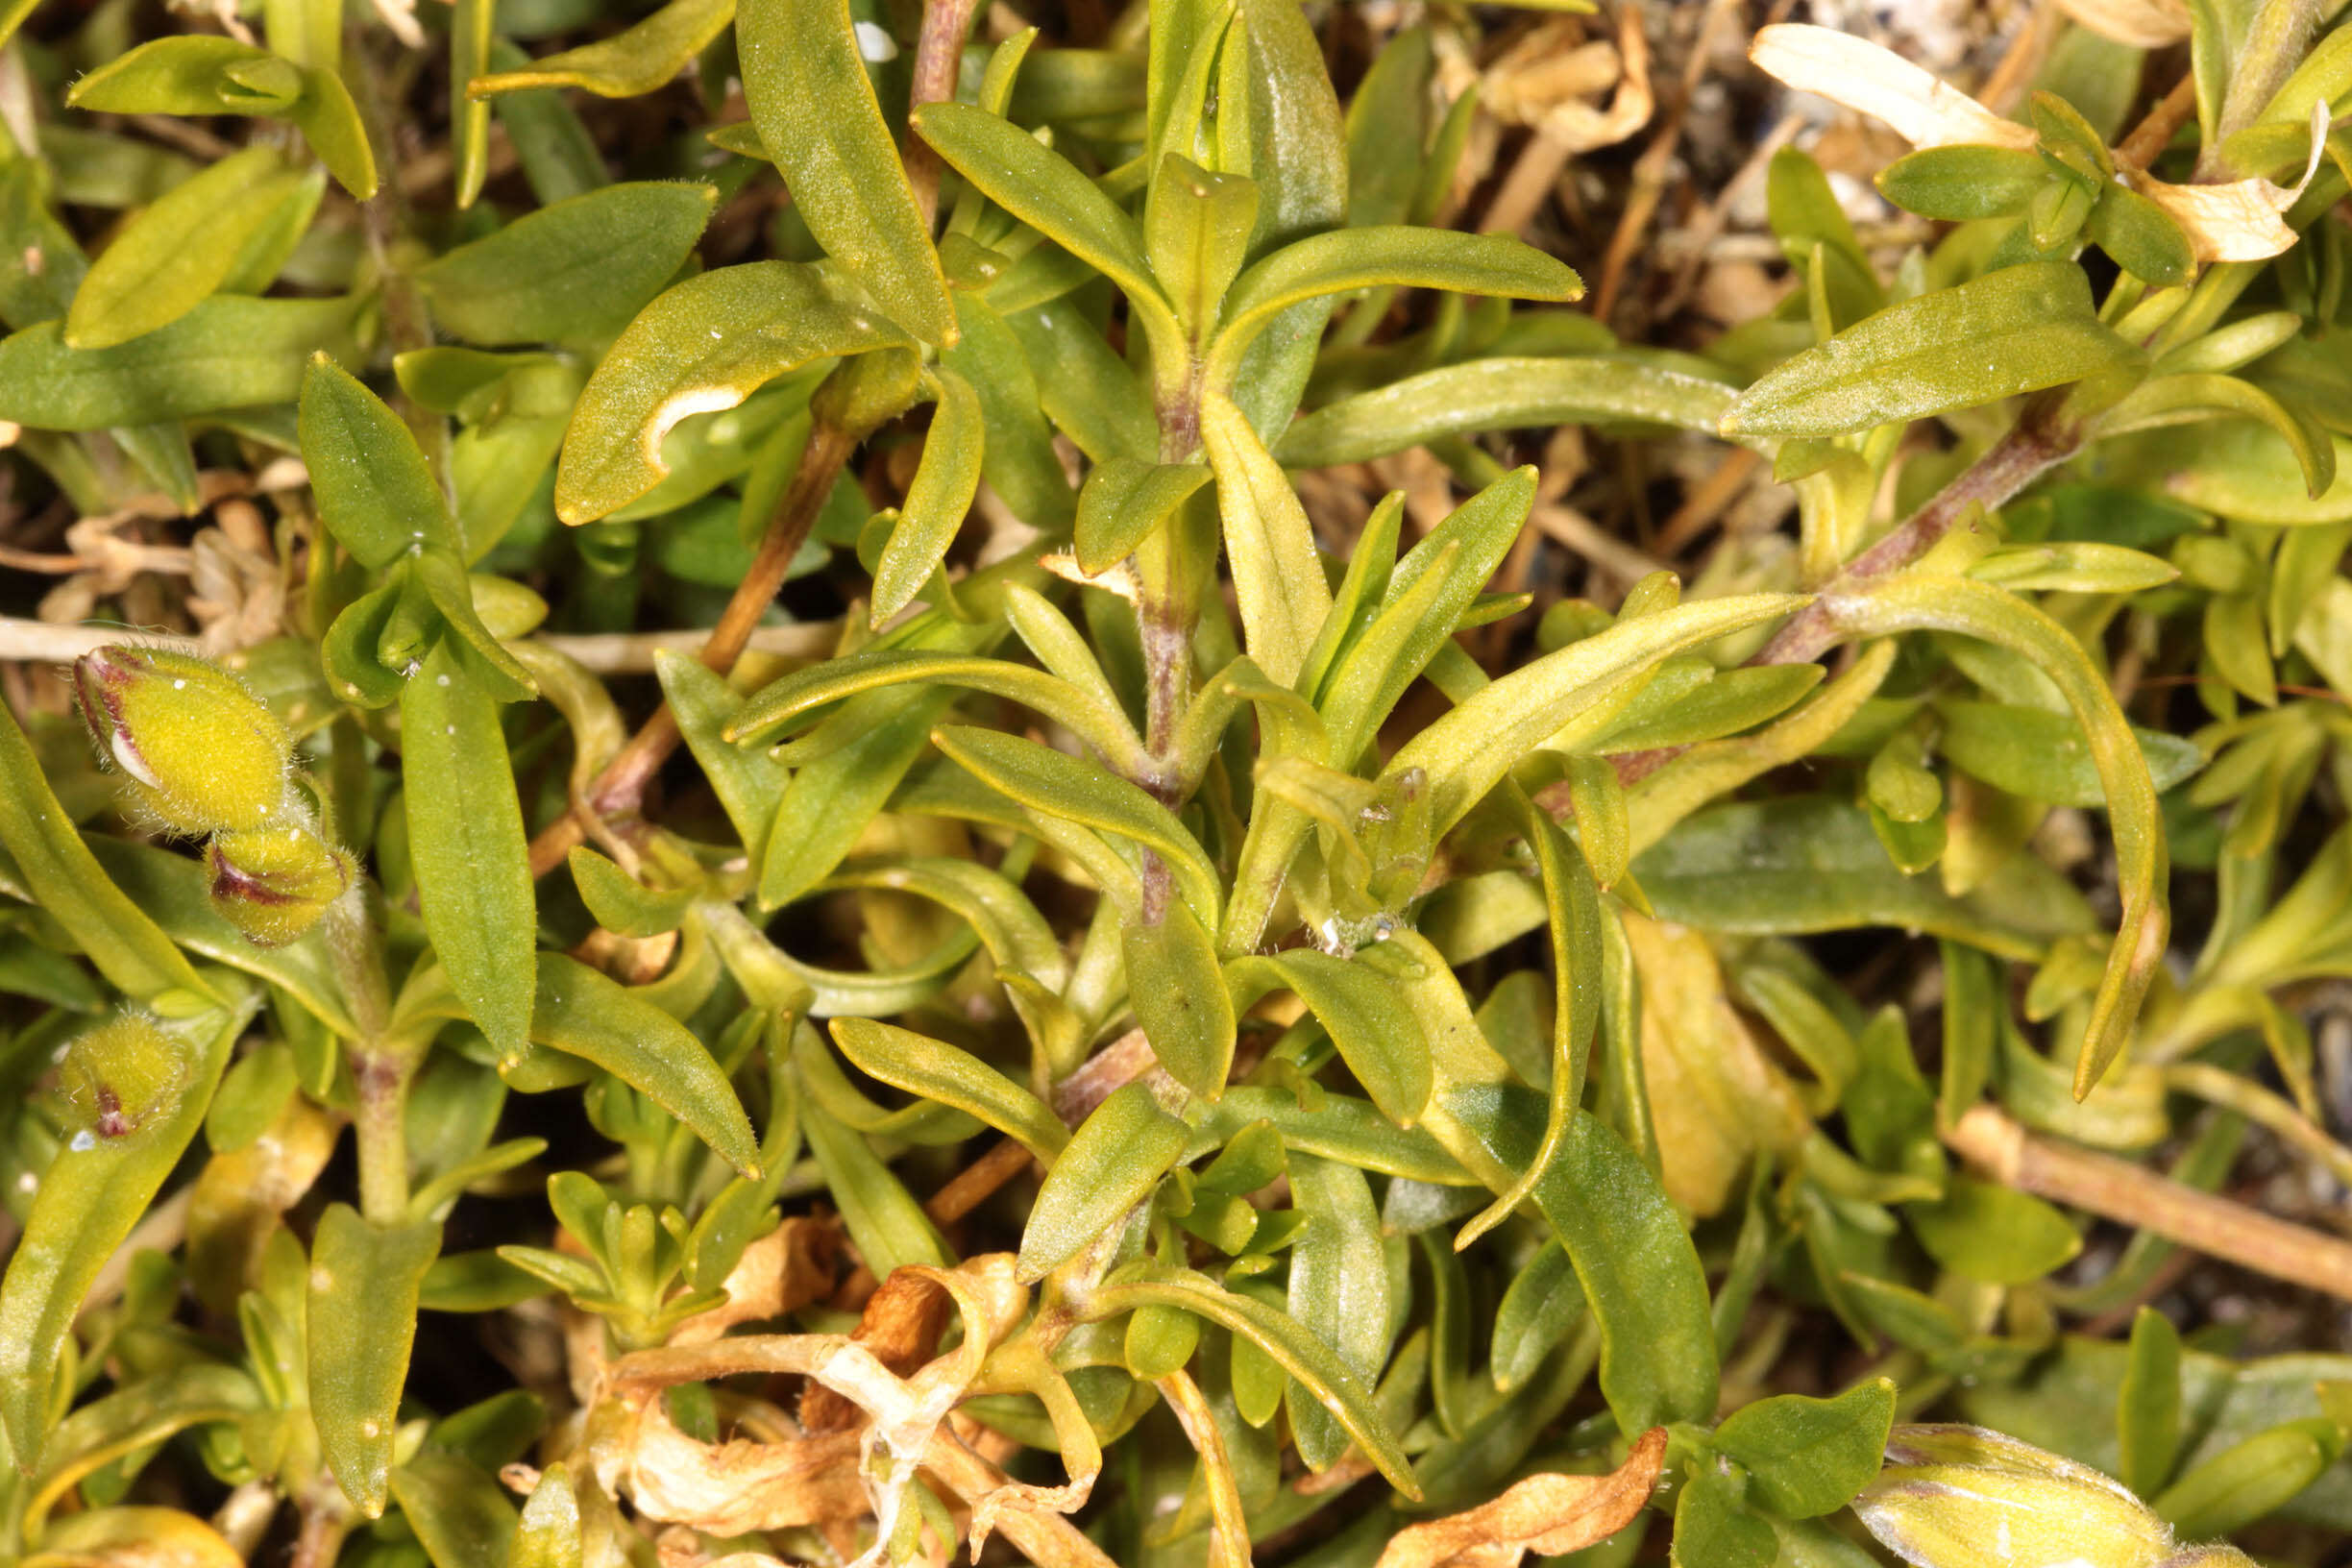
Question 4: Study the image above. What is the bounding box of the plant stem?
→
[905,0,981,227]
[1748,395,2082,668]
[324,893,410,1223]
[1944,1104,2352,1303]
[524,418,856,877]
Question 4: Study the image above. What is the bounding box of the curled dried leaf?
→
[2053,0,2191,47]
[1374,1427,1668,1568]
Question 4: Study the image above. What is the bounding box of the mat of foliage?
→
[3,0,2352,1565]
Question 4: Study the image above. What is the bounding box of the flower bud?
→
[207,826,354,947]
[1852,1425,2178,1568]
[56,1013,188,1142]
[72,646,291,836]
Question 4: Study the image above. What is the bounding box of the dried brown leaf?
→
[1375,1428,1668,1568]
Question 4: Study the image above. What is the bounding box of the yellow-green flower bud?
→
[72,646,292,836]
[56,1013,188,1142]
[206,826,354,947]
[1853,1425,2178,1568]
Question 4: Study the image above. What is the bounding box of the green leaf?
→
[1124,900,1237,1099]
[1201,387,1332,687]
[654,650,787,868]
[1279,356,1737,467]
[1938,700,2204,807]
[1319,468,1535,761]
[1383,592,1806,838]
[415,183,718,348]
[1491,1241,1582,1393]
[1721,262,2144,439]
[2087,184,2193,288]
[0,702,207,1003]
[829,1017,1067,1160]
[308,1207,442,1516]
[1075,456,1213,576]
[1225,950,1433,1128]
[1875,145,2048,220]
[729,647,1144,778]
[466,0,736,98]
[451,0,494,205]
[0,294,357,429]
[761,689,951,908]
[401,639,536,1061]
[800,1092,955,1274]
[1146,152,1261,335]
[66,37,302,114]
[737,0,953,346]
[1633,795,2085,957]
[513,1464,584,1568]
[1086,1265,1419,1499]
[2119,1305,2183,1497]
[943,293,1073,532]
[1019,1084,1190,1281]
[302,355,466,568]
[530,954,760,1175]
[914,102,1182,362]
[286,63,378,199]
[554,261,915,523]
[390,1449,520,1567]
[873,370,985,621]
[2102,373,2338,499]
[1907,1174,2082,1283]
[931,724,1220,924]
[0,1004,241,1468]
[568,847,693,938]
[1674,1464,1777,1568]
[1832,574,2167,1096]
[1451,1091,1720,1435]
[1714,1379,1898,1518]
[64,147,310,351]
[1286,1151,1389,1470]
[2151,1417,2342,1538]
[1210,228,1580,383]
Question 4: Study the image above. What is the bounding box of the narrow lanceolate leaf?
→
[301,355,466,568]
[1201,389,1331,688]
[1226,951,1433,1128]
[554,261,914,522]
[1831,574,2166,1098]
[1279,357,1739,468]
[401,639,536,1063]
[414,183,718,347]
[873,370,985,622]
[1123,900,1237,1098]
[913,101,1182,361]
[1713,1380,1898,1518]
[1721,261,2144,439]
[308,1206,442,1516]
[1383,593,1809,838]
[1075,456,1213,575]
[0,295,357,429]
[0,1004,241,1469]
[931,725,1221,925]
[830,1017,1067,1159]
[1019,1084,1189,1281]
[531,954,760,1174]
[466,0,735,98]
[1209,228,1582,381]
[1286,1153,1389,1470]
[65,146,309,350]
[736,0,953,346]
[1453,1094,1720,1435]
